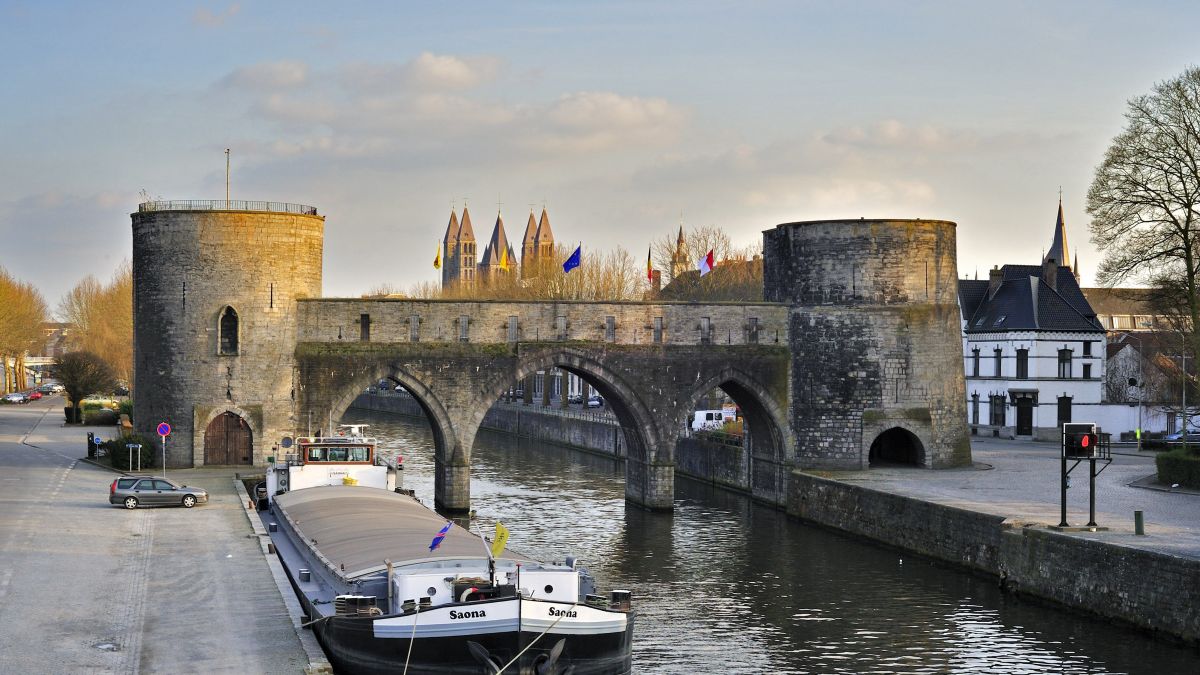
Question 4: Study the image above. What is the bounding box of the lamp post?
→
[1124,333,1145,452]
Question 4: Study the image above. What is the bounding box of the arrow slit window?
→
[218,306,239,355]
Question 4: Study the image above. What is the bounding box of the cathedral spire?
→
[1043,197,1071,269]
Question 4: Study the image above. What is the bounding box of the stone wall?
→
[789,471,1200,643]
[131,208,324,467]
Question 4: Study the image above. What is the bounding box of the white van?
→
[691,409,735,431]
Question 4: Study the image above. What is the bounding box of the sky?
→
[2,1,1197,307]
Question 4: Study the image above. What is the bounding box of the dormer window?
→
[993,315,1006,327]
[974,317,986,327]
[218,306,239,355]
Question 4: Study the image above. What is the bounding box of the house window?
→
[989,395,1006,426]
[700,317,712,345]
[409,315,420,342]
[218,306,239,355]
[747,317,759,344]
[994,348,1003,377]
[1083,363,1092,379]
[556,315,567,341]
[1016,349,1029,379]
[458,315,470,342]
[653,317,663,344]
[507,316,518,343]
[971,393,980,425]
[1083,341,1092,356]
[360,313,371,342]
[1057,396,1072,425]
[605,316,615,342]
[971,349,980,377]
[1058,349,1073,378]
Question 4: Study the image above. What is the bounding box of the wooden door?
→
[204,412,253,465]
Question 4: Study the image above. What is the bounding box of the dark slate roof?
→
[959,265,1104,334]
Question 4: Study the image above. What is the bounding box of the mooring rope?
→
[496,613,566,674]
[401,604,421,675]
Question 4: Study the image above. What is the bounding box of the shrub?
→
[83,404,119,425]
[118,399,133,421]
[1156,449,1200,489]
[105,433,156,472]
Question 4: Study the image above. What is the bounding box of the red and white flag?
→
[697,249,714,276]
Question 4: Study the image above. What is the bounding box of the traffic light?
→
[1063,423,1098,458]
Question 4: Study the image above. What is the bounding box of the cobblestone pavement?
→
[828,435,1200,559]
[0,399,308,674]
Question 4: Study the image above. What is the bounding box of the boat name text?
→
[549,607,577,618]
[450,609,487,619]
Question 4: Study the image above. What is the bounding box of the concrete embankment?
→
[352,392,1200,644]
[789,472,1200,644]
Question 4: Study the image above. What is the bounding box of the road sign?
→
[157,422,171,437]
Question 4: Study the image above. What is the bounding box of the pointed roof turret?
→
[481,212,511,266]
[676,224,685,247]
[534,207,554,246]
[443,209,460,244]
[522,210,537,246]
[1043,198,1071,269]
[458,206,476,242]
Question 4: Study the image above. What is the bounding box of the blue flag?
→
[429,521,453,551]
[563,245,581,273]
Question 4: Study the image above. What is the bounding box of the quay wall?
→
[788,472,1200,644]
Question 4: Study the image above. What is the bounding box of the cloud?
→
[216,55,687,163]
[222,61,309,90]
[192,3,241,28]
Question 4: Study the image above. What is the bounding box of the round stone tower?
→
[763,219,970,469]
[131,202,324,467]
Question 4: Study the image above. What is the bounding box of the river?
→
[342,407,1197,674]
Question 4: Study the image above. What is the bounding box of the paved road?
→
[831,435,1200,558]
[0,399,308,674]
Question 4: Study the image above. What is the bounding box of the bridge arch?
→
[867,424,926,467]
[682,366,792,503]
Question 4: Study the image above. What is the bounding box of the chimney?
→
[1042,257,1058,291]
[651,269,662,295]
[987,265,1003,297]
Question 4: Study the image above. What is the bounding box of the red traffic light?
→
[1080,434,1090,448]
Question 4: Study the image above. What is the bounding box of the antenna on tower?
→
[225,149,231,203]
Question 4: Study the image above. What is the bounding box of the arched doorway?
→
[204,412,253,465]
[868,427,924,466]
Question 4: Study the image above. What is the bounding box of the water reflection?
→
[346,407,1197,674]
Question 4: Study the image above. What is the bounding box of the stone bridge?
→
[132,204,971,515]
[295,300,792,511]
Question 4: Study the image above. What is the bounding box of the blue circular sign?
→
[157,422,171,437]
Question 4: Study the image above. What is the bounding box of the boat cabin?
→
[266,425,396,501]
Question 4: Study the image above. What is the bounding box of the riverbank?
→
[352,391,1200,645]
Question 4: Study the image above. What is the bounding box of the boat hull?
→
[309,598,634,674]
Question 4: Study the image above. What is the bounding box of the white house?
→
[958,203,1108,440]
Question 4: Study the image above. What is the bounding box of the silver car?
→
[109,476,209,509]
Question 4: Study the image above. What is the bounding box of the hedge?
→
[1156,449,1200,489]
[104,433,157,472]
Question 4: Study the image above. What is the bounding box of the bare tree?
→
[58,262,132,386]
[1088,66,1200,365]
[54,351,116,423]
[0,267,48,393]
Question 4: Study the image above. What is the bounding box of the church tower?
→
[669,225,689,280]
[455,206,477,286]
[534,207,555,259]
[441,208,460,287]
[478,211,513,283]
[1043,197,1072,271]
[520,210,538,277]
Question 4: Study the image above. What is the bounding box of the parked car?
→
[81,394,120,410]
[109,476,209,509]
[2,392,28,404]
[587,395,604,408]
[567,393,584,405]
[37,384,57,394]
[26,391,42,401]
[1164,431,1200,444]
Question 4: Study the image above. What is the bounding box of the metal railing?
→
[138,200,318,215]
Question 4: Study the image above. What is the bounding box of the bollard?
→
[1134,510,1145,536]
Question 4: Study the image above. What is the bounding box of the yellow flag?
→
[434,246,441,270]
[490,521,509,558]
[499,246,509,271]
